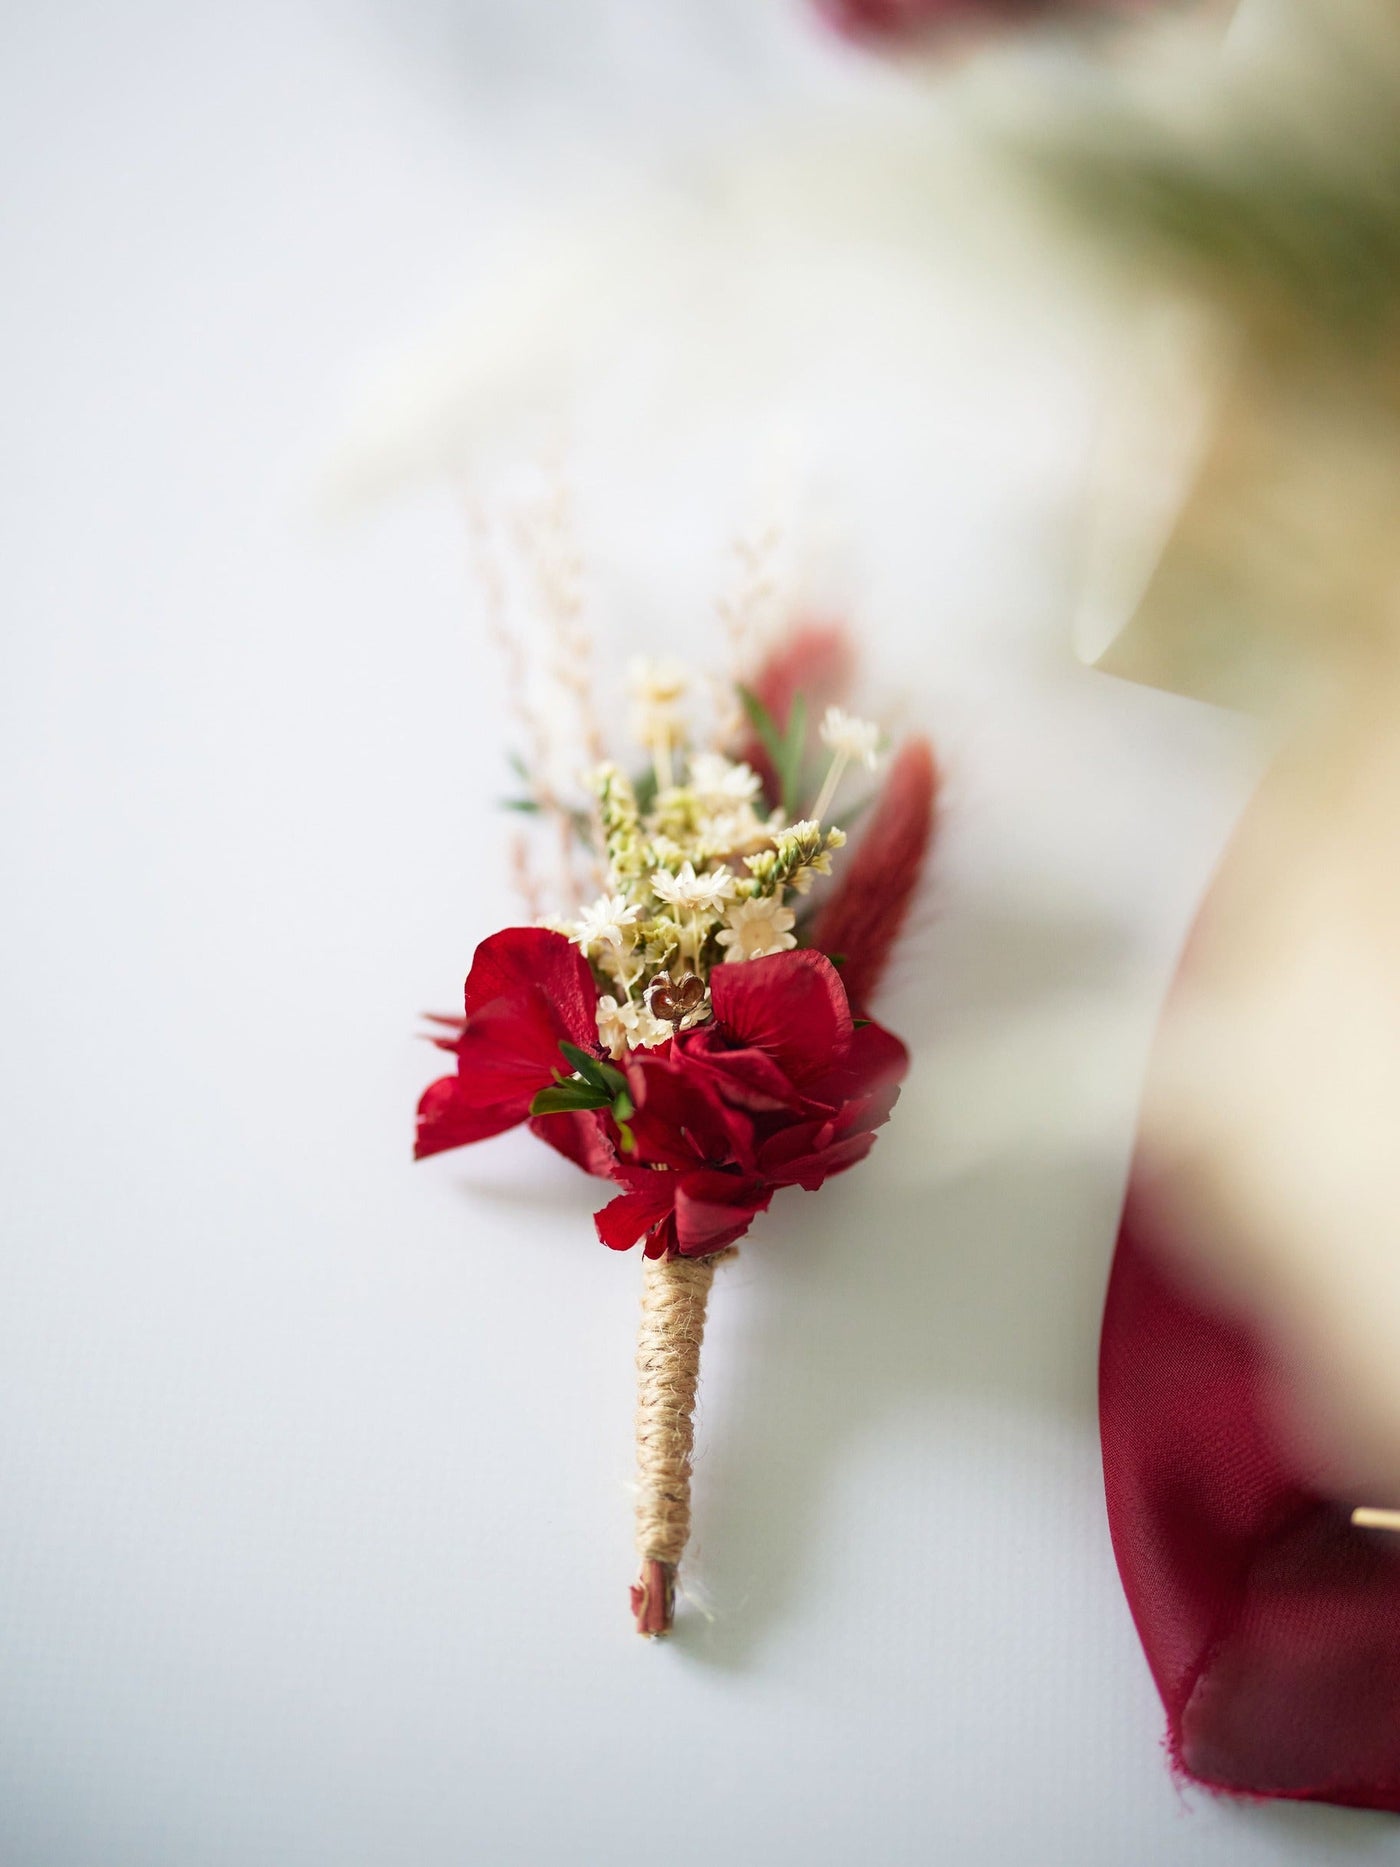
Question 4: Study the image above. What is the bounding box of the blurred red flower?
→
[817,0,1134,37]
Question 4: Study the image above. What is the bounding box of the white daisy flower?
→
[716,894,798,962]
[650,861,736,914]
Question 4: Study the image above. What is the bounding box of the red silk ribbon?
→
[1101,1184,1400,1811]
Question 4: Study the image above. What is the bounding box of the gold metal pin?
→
[1352,1507,1400,1532]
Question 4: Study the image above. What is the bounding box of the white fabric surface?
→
[1,2,1390,1861]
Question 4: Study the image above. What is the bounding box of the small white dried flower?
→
[650,861,737,914]
[627,659,689,707]
[595,993,671,1060]
[687,752,762,806]
[819,706,882,772]
[627,661,690,781]
[699,804,776,858]
[572,893,642,952]
[716,894,798,962]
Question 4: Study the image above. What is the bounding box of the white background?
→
[2,2,1394,1862]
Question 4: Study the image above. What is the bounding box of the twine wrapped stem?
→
[631,1249,728,1636]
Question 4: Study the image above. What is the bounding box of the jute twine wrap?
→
[631,1250,727,1637]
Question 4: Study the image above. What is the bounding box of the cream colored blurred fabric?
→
[1068,0,1400,1490]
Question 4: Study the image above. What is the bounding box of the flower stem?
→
[631,1250,727,1637]
[810,750,848,826]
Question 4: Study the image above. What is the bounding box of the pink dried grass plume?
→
[812,735,939,1008]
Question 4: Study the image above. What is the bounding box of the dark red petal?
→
[812,735,937,1011]
[803,1018,910,1111]
[594,1181,677,1252]
[463,927,598,1042]
[673,1171,771,1257]
[759,1117,837,1165]
[676,1027,807,1112]
[709,949,853,1083]
[760,1128,878,1192]
[453,928,601,1107]
[529,1110,620,1181]
[833,1080,903,1137]
[627,1055,756,1173]
[644,1212,679,1259]
[414,1077,528,1160]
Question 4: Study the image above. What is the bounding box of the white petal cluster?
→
[595,994,671,1060]
[687,752,762,806]
[819,705,882,771]
[650,860,736,914]
[628,658,688,754]
[700,805,780,858]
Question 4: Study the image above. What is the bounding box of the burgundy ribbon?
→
[1101,1183,1400,1810]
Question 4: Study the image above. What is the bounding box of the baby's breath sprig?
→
[595,764,646,885]
[738,820,847,900]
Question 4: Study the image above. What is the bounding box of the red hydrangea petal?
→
[454,929,601,1107]
[803,1018,910,1117]
[528,1110,619,1181]
[414,1076,527,1160]
[760,1128,879,1192]
[594,1182,676,1252]
[709,949,853,1083]
[626,1055,756,1173]
[673,1171,771,1257]
[643,1212,679,1259]
[463,926,598,1040]
[675,1028,807,1112]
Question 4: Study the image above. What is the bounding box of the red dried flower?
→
[414,927,603,1159]
[419,935,908,1261]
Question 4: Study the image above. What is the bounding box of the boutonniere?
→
[418,615,936,1635]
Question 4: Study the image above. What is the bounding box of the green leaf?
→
[529,1083,611,1117]
[778,692,807,820]
[615,1119,637,1154]
[611,1088,634,1123]
[558,1041,627,1099]
[500,796,542,814]
[738,684,784,768]
[632,766,659,817]
[738,684,808,816]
